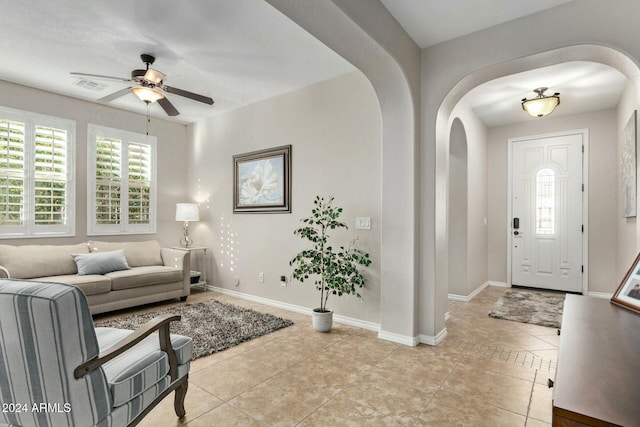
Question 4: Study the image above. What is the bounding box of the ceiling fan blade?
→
[157,97,180,116]
[70,72,132,83]
[161,85,214,105]
[97,87,132,103]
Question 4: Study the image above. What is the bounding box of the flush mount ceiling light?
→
[521,87,560,118]
[131,86,165,103]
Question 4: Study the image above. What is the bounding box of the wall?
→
[0,79,189,247]
[448,118,468,297]
[187,71,382,324]
[421,0,640,339]
[617,81,639,279]
[448,100,488,298]
[487,109,617,294]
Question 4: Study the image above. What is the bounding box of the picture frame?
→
[611,251,640,313]
[621,110,637,217]
[233,145,291,213]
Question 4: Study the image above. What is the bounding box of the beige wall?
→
[486,109,617,294]
[187,71,383,323]
[448,100,488,297]
[617,82,639,279]
[0,79,189,247]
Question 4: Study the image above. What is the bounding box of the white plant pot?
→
[312,308,333,332]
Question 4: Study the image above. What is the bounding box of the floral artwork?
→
[233,145,291,213]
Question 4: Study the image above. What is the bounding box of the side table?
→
[172,246,208,290]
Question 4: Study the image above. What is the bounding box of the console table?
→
[173,246,208,290]
[553,295,640,426]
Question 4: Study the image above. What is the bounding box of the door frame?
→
[506,129,589,294]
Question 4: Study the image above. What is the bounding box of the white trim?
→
[419,328,448,346]
[507,129,589,293]
[209,285,380,332]
[587,291,612,299]
[488,281,509,288]
[448,281,489,302]
[378,330,419,346]
[444,311,450,322]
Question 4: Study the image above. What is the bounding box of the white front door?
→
[510,131,584,293]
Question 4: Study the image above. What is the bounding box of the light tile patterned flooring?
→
[114,286,558,426]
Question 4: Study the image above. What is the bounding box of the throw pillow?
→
[71,249,130,276]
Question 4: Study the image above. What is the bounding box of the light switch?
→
[356,217,371,230]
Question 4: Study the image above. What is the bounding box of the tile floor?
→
[107,286,558,426]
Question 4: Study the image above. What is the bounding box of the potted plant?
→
[290,196,372,332]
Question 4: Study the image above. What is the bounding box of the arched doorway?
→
[448,118,468,297]
[432,44,640,342]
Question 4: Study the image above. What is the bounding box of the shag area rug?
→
[488,289,566,328]
[95,299,294,359]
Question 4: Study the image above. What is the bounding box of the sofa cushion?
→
[35,274,112,296]
[88,240,163,267]
[95,327,193,407]
[72,249,130,275]
[106,266,183,291]
[0,243,89,279]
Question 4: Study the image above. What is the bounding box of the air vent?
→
[74,79,107,92]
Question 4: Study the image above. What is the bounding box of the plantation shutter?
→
[88,124,156,235]
[0,120,25,227]
[33,125,68,225]
[127,142,151,225]
[95,136,122,225]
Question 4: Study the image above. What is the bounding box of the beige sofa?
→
[0,240,191,314]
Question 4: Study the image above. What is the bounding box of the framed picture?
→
[621,110,637,217]
[233,145,291,213]
[611,251,640,313]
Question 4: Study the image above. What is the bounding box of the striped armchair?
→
[0,280,192,427]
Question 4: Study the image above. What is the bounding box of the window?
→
[88,124,156,235]
[0,107,75,238]
[536,168,555,235]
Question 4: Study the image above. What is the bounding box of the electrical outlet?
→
[280,275,287,287]
[259,272,264,283]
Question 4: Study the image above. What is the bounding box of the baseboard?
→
[419,327,448,346]
[444,311,450,322]
[378,330,419,346]
[448,281,490,302]
[488,281,509,288]
[209,286,379,332]
[587,291,612,299]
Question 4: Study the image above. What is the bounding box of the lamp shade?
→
[175,203,200,222]
[521,87,560,118]
[131,86,165,103]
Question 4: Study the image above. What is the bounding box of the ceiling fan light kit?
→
[521,87,560,118]
[131,86,165,103]
[70,54,214,117]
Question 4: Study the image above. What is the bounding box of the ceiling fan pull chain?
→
[146,103,150,136]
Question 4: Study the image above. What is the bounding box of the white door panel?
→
[511,133,583,293]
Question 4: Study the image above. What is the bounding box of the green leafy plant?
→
[290,196,372,312]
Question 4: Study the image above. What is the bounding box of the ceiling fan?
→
[70,54,214,117]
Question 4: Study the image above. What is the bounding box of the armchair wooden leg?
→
[174,378,188,418]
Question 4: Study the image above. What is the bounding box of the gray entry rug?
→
[488,289,565,328]
[95,299,294,360]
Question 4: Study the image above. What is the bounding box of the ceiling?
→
[464,61,628,128]
[0,0,629,127]
[0,0,355,124]
[379,0,573,49]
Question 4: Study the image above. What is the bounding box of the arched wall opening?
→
[432,44,640,341]
[448,118,468,297]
